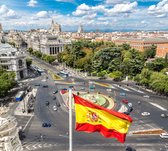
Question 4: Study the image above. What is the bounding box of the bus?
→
[58,71,69,78]
[15,91,25,101]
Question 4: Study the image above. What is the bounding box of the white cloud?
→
[0,5,19,19]
[73,2,137,17]
[35,11,50,18]
[105,0,130,5]
[106,2,138,15]
[148,0,168,17]
[28,0,38,7]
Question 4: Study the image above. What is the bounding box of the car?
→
[42,122,51,127]
[141,112,150,116]
[34,83,40,86]
[106,88,112,92]
[80,87,85,90]
[160,133,168,138]
[122,99,128,104]
[53,90,58,94]
[53,106,58,111]
[125,146,136,151]
[98,77,106,80]
[56,102,61,107]
[53,96,56,100]
[128,103,133,107]
[43,85,48,88]
[143,95,150,98]
[45,101,50,106]
[161,113,168,118]
[120,92,126,96]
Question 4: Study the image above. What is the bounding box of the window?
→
[18,59,23,68]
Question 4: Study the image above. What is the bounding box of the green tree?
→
[143,44,156,59]
[109,71,123,81]
[26,58,32,68]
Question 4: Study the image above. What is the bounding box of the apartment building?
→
[156,43,168,58]
[114,38,168,52]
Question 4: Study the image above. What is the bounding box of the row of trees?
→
[27,48,56,64]
[58,40,146,79]
[58,40,168,95]
[0,67,16,98]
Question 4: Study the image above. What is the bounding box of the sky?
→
[0,0,168,31]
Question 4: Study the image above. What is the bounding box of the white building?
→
[0,115,23,151]
[40,35,70,55]
[0,43,27,80]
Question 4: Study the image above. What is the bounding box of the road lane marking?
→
[127,87,144,94]
[149,102,167,111]
[113,84,130,91]
[23,115,34,131]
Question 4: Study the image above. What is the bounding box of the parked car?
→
[98,77,106,80]
[141,112,150,116]
[160,133,168,138]
[53,90,58,94]
[42,122,51,127]
[34,83,40,86]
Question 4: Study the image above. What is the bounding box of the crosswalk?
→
[95,82,145,94]
[22,141,168,151]
[22,142,56,150]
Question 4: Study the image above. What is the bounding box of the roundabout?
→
[61,90,116,110]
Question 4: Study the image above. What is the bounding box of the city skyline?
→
[0,0,168,31]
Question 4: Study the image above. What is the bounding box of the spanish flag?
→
[73,94,132,143]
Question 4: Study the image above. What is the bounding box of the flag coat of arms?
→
[73,94,133,143]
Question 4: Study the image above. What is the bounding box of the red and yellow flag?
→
[73,94,133,143]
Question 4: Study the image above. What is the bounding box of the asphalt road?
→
[19,56,168,151]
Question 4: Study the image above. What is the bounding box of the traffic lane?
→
[124,92,168,131]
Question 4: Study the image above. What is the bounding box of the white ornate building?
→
[0,114,23,151]
[40,35,70,55]
[0,43,27,80]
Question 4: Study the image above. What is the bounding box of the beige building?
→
[156,43,168,58]
[49,19,61,33]
[114,38,168,52]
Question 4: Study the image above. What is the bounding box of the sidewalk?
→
[14,88,37,116]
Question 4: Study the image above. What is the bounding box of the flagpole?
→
[69,88,73,151]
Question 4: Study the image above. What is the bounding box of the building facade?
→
[49,19,61,33]
[40,35,69,55]
[114,38,168,52]
[156,43,168,58]
[0,115,23,151]
[0,43,27,80]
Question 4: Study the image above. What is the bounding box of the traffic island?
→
[48,70,63,81]
[131,129,167,135]
[60,90,116,110]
